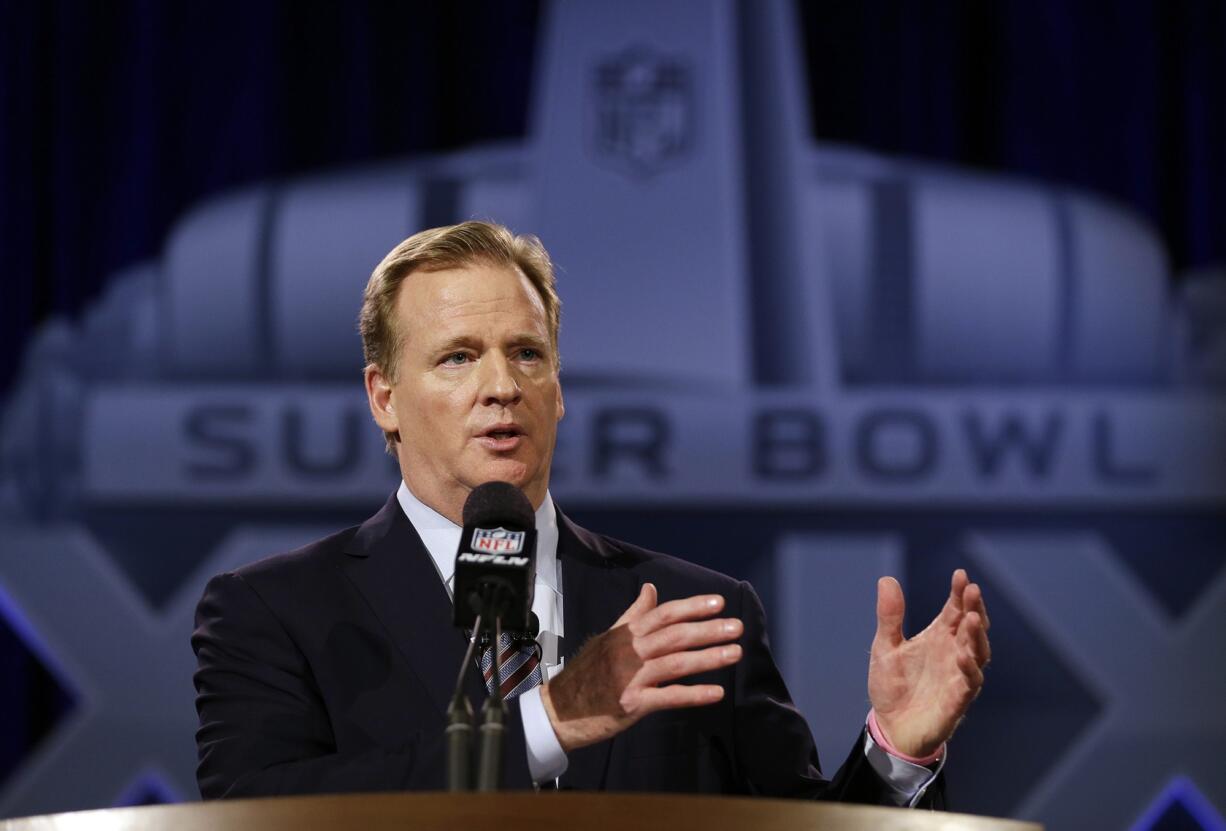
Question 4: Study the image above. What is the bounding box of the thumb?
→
[874,576,905,648]
[615,582,657,626]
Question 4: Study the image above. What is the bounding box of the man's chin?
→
[470,461,533,491]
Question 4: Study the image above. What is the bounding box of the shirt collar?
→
[395,481,560,596]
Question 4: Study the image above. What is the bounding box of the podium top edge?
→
[2,791,1042,831]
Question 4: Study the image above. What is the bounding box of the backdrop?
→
[1,2,1223,830]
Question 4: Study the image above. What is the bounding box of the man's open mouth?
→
[480,426,524,440]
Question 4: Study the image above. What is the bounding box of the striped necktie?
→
[479,632,544,701]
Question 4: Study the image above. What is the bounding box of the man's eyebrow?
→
[432,335,478,354]
[510,332,549,346]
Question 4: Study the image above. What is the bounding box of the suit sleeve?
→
[192,572,534,797]
[730,580,945,807]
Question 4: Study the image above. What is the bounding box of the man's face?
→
[366,261,564,522]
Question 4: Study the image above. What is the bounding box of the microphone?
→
[447,482,539,793]
[452,482,538,636]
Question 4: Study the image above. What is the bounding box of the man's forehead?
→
[400,261,540,306]
[395,262,550,337]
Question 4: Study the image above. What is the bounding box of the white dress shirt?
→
[395,481,940,800]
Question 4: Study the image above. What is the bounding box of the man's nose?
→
[478,353,522,405]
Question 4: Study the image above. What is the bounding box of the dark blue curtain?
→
[0,0,541,396]
[802,0,1225,273]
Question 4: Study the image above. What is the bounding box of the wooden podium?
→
[1,793,1041,830]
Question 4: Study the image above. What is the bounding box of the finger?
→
[638,643,742,687]
[956,611,991,670]
[634,683,725,715]
[965,581,991,632]
[956,650,985,694]
[614,582,658,627]
[637,617,743,659]
[632,593,725,636]
[937,569,969,626]
[965,611,991,667]
[874,577,905,649]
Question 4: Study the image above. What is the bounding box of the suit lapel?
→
[339,494,486,719]
[557,509,640,790]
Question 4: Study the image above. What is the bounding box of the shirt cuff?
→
[520,685,568,783]
[862,723,945,807]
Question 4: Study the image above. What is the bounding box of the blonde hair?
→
[359,220,561,448]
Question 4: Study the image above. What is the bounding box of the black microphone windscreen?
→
[462,481,534,529]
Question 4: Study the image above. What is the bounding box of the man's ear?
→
[365,364,399,434]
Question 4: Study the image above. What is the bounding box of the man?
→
[193,221,990,803]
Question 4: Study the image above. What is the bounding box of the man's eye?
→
[443,353,469,365]
[517,348,540,361]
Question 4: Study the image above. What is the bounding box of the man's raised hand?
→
[867,569,991,759]
[538,583,743,752]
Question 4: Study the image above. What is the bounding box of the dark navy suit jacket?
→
[193,494,941,804]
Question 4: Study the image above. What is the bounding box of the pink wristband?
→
[867,709,945,766]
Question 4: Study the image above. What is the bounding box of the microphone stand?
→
[451,581,522,791]
[446,614,483,792]
[477,612,506,791]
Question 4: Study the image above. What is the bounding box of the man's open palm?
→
[867,569,991,758]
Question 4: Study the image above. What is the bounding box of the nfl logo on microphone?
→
[472,528,526,555]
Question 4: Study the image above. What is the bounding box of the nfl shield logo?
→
[471,527,526,555]
[591,48,693,177]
